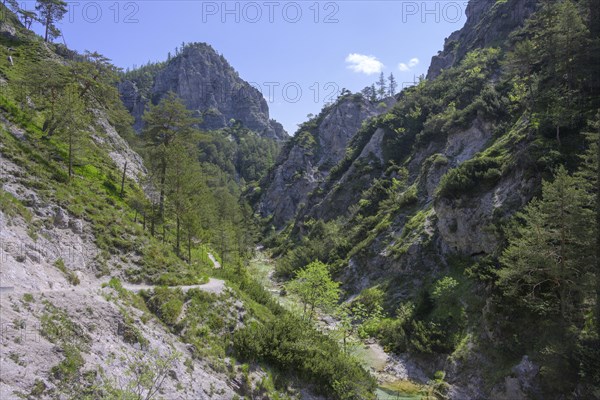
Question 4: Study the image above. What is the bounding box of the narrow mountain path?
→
[208,252,221,269]
[0,252,226,297]
[121,278,225,294]
[0,278,226,297]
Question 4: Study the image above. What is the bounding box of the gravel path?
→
[0,278,226,297]
[121,278,225,294]
[208,252,222,269]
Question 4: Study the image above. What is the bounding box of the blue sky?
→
[23,1,468,134]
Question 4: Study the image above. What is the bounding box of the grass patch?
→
[0,189,32,223]
[53,258,80,286]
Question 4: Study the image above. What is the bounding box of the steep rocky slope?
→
[259,0,600,398]
[258,94,394,227]
[427,0,537,79]
[262,0,545,287]
[120,43,287,140]
[0,8,322,399]
[0,115,241,399]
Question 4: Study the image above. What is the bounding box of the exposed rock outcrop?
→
[120,43,287,141]
[427,0,538,79]
[258,94,393,227]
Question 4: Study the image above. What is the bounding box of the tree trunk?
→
[120,161,127,198]
[68,131,73,181]
[150,203,155,236]
[556,125,561,147]
[159,158,166,215]
[176,215,180,256]
[188,234,192,265]
[596,119,600,335]
[44,18,49,42]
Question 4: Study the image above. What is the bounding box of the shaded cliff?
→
[258,94,394,227]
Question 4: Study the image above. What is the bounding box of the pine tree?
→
[165,142,201,256]
[181,202,201,264]
[142,92,200,218]
[523,0,589,144]
[576,113,600,334]
[360,86,374,100]
[498,166,595,322]
[35,0,67,42]
[23,60,69,135]
[18,10,37,29]
[388,73,397,96]
[370,84,377,102]
[56,84,91,180]
[376,72,386,100]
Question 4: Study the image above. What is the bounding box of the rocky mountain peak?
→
[427,0,538,79]
[120,42,288,140]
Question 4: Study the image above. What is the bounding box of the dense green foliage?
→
[2,1,599,397]
[233,314,377,400]
[266,1,600,397]
[286,260,340,321]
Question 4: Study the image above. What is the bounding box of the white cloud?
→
[345,53,384,75]
[398,57,420,72]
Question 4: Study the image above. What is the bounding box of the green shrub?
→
[376,318,408,353]
[22,293,34,303]
[0,189,32,222]
[142,287,185,326]
[40,301,90,349]
[50,344,84,380]
[437,157,503,198]
[233,314,376,399]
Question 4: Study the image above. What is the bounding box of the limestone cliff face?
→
[263,0,543,262]
[120,43,287,141]
[258,94,393,227]
[427,0,538,79]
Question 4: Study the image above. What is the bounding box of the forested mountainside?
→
[0,3,374,399]
[259,0,600,398]
[1,0,599,399]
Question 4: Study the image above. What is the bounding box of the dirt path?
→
[121,278,225,294]
[0,278,226,297]
[1,251,224,297]
[208,252,221,269]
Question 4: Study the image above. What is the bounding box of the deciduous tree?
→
[287,260,340,322]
